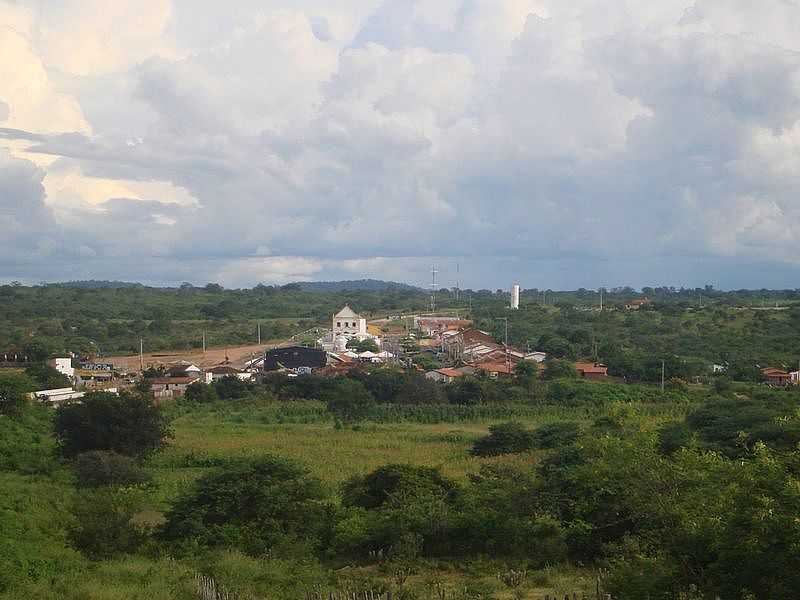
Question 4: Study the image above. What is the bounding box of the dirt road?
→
[108,339,287,372]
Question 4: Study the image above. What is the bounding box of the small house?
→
[575,362,609,380]
[761,367,792,387]
[425,368,466,384]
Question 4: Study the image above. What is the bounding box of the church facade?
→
[332,305,367,337]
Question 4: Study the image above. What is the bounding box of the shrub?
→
[0,372,34,417]
[72,450,151,488]
[471,422,535,456]
[542,360,578,381]
[323,379,376,424]
[54,391,171,460]
[160,455,330,556]
[184,382,219,403]
[531,421,580,449]
[342,464,458,510]
[69,488,146,559]
[214,376,249,400]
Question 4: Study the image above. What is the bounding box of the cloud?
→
[2,0,800,289]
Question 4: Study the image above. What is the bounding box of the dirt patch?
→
[108,339,288,372]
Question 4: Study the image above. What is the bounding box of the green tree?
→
[24,364,71,390]
[542,359,578,380]
[213,375,249,399]
[342,464,458,510]
[69,488,146,559]
[346,338,379,353]
[471,421,535,456]
[0,372,34,416]
[160,455,329,556]
[53,391,171,459]
[72,450,151,488]
[323,379,375,424]
[184,382,219,403]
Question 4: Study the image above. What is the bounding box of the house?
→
[791,371,799,385]
[425,367,466,384]
[761,367,792,387]
[415,317,472,336]
[442,328,544,368]
[624,297,651,311]
[574,362,609,380]
[149,377,194,399]
[167,362,203,380]
[207,365,253,382]
[475,361,514,377]
[74,368,115,389]
[48,357,75,379]
[263,346,327,372]
[505,350,547,363]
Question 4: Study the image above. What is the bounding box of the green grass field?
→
[5,400,689,599]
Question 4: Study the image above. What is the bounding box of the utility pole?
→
[139,338,144,372]
[498,317,510,374]
[599,288,603,311]
[202,331,206,354]
[455,263,460,303]
[661,359,665,393]
[257,322,261,345]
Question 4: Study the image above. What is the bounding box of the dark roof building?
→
[263,346,327,371]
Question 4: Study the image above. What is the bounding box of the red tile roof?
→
[436,368,465,378]
[475,361,514,375]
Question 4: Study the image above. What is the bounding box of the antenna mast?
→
[430,265,438,313]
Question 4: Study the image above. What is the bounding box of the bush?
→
[471,422,535,456]
[542,360,578,381]
[323,379,376,424]
[342,464,458,510]
[531,421,580,449]
[24,364,71,391]
[69,488,146,559]
[0,372,34,417]
[160,455,330,556]
[54,391,171,460]
[72,450,151,488]
[214,376,249,400]
[184,382,219,403]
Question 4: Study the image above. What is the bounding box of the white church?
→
[319,305,380,352]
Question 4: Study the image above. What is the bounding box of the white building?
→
[320,305,380,352]
[49,358,75,379]
[332,305,368,337]
[511,283,520,310]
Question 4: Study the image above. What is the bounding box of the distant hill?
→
[45,280,146,289]
[294,279,422,293]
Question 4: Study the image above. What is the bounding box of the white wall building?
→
[332,305,368,337]
[49,357,75,379]
[320,305,380,352]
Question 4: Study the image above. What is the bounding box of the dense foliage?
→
[470,421,535,456]
[160,456,330,556]
[54,391,172,459]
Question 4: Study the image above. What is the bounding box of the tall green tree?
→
[53,391,171,459]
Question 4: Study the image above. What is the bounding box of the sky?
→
[2,0,800,290]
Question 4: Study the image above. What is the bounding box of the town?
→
[6,286,797,407]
